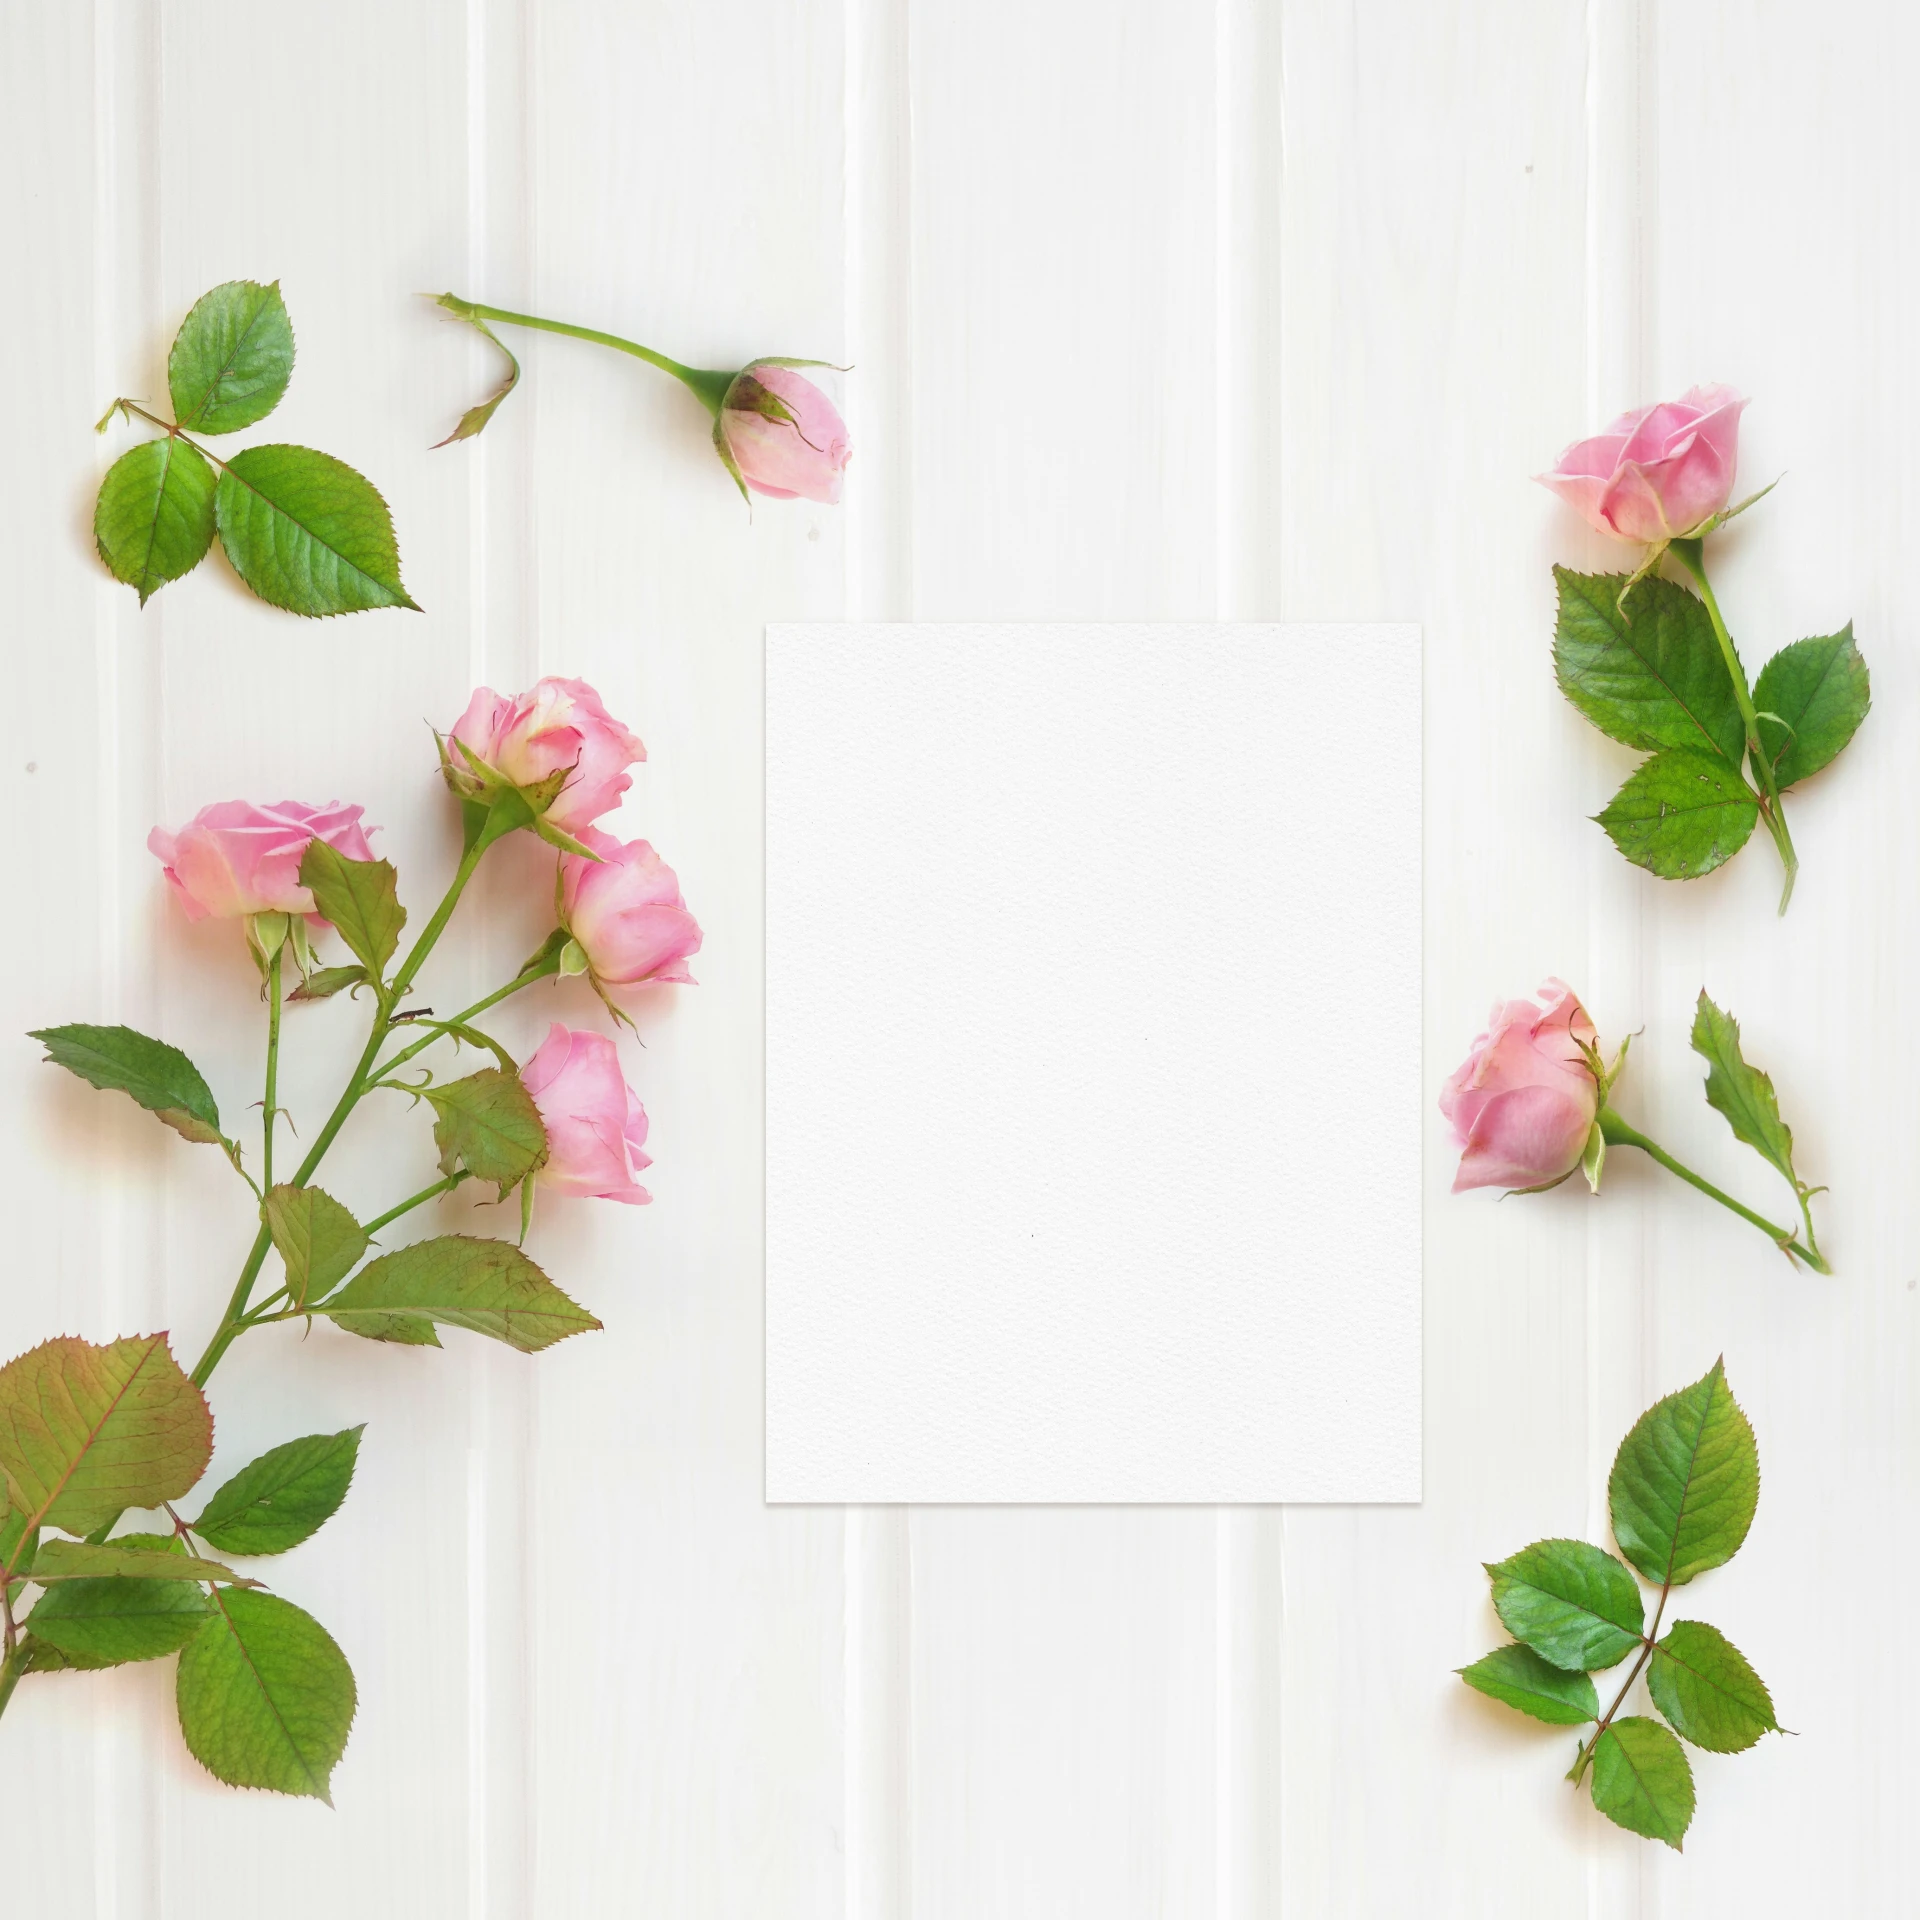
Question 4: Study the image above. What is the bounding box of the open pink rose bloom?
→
[1439,980,1600,1193]
[561,829,703,991]
[1536,384,1746,544]
[148,799,377,923]
[522,1022,653,1205]
[446,676,646,834]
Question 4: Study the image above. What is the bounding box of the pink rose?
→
[149,800,376,923]
[1536,385,1747,544]
[560,830,703,991]
[1440,980,1600,1193]
[719,364,850,505]
[446,677,646,834]
[521,1023,652,1205]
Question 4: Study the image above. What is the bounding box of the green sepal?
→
[191,1426,364,1557]
[176,1588,356,1803]
[29,1022,229,1152]
[167,279,296,433]
[215,443,419,617]
[1647,1619,1780,1753]
[1485,1538,1644,1672]
[517,927,574,982]
[93,436,218,604]
[1587,1716,1695,1849]
[1580,1122,1606,1194]
[710,412,753,506]
[1595,747,1760,879]
[1753,628,1870,787]
[1458,1643,1598,1726]
[439,734,604,856]
[246,910,292,970]
[1608,1357,1758,1587]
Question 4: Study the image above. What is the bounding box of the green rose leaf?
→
[1588,1716,1695,1850]
[214,444,419,617]
[317,1234,601,1354]
[1458,1643,1598,1726]
[265,1185,368,1311]
[1753,628,1871,788]
[26,1537,252,1585]
[27,1573,214,1669]
[0,1335,212,1540]
[298,841,406,980]
[1609,1357,1758,1587]
[1691,990,1804,1194]
[167,279,296,433]
[191,1426,363,1557]
[1595,747,1760,879]
[175,1588,355,1803]
[425,1068,548,1200]
[1648,1619,1780,1753]
[1552,569,1746,766]
[1486,1539,1644,1672]
[289,964,368,1003]
[29,1022,227,1151]
[93,437,217,604]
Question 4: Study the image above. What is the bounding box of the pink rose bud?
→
[445,676,646,835]
[521,1022,653,1205]
[559,829,703,993]
[1440,980,1601,1194]
[148,800,376,924]
[718,363,850,505]
[1536,385,1747,544]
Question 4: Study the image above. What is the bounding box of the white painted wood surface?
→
[1,0,1912,1910]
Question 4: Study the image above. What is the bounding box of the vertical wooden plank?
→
[907,0,1220,621]
[519,5,850,1914]
[843,0,916,1910]
[459,2,541,1915]
[1214,0,1289,1908]
[1626,3,1920,1904]
[0,0,138,1902]
[1579,3,1657,1912]
[104,0,485,1909]
[900,2,1227,1912]
[1273,3,1605,1910]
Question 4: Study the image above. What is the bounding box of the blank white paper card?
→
[765,624,1422,1503]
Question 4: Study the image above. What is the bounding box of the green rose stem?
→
[261,944,283,1191]
[1566,1580,1673,1789]
[1597,1107,1828,1273]
[357,1172,471,1240]
[188,835,555,1392]
[436,294,735,418]
[1668,535,1799,914]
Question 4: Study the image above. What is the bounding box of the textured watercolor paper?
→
[765,625,1422,1503]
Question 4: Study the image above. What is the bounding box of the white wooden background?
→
[2,0,1914,1912]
